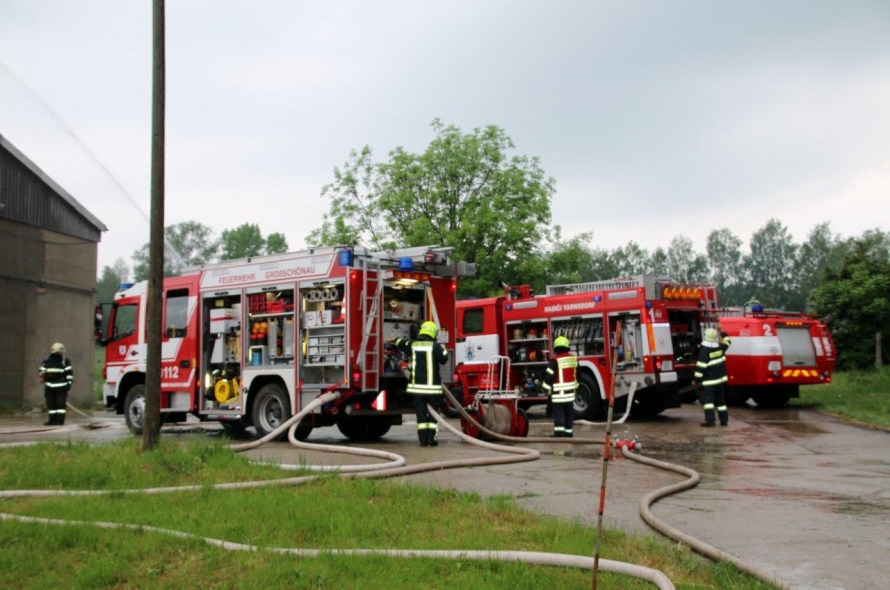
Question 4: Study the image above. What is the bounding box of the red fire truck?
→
[716,305,835,407]
[454,276,720,421]
[100,245,473,439]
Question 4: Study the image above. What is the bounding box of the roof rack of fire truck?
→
[546,275,677,300]
[716,307,813,319]
[180,244,474,276]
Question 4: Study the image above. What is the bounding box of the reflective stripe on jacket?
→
[693,336,731,387]
[40,354,73,389]
[542,352,578,403]
[396,337,448,396]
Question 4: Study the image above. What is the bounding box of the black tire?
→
[631,396,666,417]
[252,383,290,440]
[443,385,465,419]
[124,384,146,435]
[293,420,314,441]
[221,420,250,439]
[573,372,605,421]
[162,412,187,424]
[751,389,792,408]
[336,416,392,441]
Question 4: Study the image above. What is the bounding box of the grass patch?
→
[790,366,890,429]
[0,438,779,589]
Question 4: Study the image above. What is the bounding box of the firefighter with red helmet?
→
[395,321,449,447]
[693,327,732,427]
[542,335,578,437]
[39,342,73,426]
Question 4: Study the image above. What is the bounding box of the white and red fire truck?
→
[101,245,473,440]
[716,305,836,407]
[454,276,720,421]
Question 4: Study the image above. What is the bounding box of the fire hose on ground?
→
[0,391,795,589]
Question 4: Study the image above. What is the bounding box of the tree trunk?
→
[877,330,883,369]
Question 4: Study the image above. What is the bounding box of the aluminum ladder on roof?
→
[358,256,383,391]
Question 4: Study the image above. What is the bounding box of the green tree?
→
[790,222,843,312]
[132,221,219,281]
[220,223,265,260]
[308,119,561,296]
[612,241,650,277]
[811,231,890,369]
[744,218,798,309]
[265,232,289,255]
[666,235,708,282]
[97,258,130,303]
[538,231,595,289]
[705,228,745,306]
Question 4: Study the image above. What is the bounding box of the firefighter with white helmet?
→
[542,335,579,437]
[38,342,73,426]
[693,327,732,427]
[394,321,449,447]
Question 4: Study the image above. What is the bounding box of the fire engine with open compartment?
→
[100,245,473,440]
[453,276,720,422]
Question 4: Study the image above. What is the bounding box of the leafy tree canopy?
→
[308,119,568,296]
[132,221,219,282]
[811,231,890,369]
[220,224,289,260]
[97,258,130,303]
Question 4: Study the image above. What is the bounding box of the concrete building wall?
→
[0,218,98,409]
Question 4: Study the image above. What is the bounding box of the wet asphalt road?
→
[1,402,888,590]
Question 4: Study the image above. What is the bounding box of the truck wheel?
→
[336,416,392,441]
[443,385,464,418]
[124,384,146,435]
[221,420,250,439]
[751,388,792,408]
[293,420,314,441]
[252,383,290,440]
[574,373,605,421]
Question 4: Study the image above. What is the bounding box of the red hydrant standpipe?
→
[592,320,623,590]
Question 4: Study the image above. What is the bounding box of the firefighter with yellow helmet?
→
[394,321,449,447]
[38,342,74,426]
[542,335,578,437]
[693,327,732,427]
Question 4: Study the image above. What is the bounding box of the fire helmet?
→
[703,328,719,343]
[51,342,66,354]
[554,336,571,350]
[419,321,439,339]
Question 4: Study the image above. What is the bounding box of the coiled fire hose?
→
[0,391,794,589]
[438,385,793,588]
[0,392,675,589]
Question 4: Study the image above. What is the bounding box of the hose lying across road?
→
[0,390,794,590]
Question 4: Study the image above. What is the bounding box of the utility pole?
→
[143,0,165,450]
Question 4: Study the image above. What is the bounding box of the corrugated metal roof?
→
[0,132,107,240]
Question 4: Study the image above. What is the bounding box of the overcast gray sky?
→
[1,0,888,272]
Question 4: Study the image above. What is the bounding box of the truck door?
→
[457,303,499,364]
[103,298,141,404]
[161,288,198,403]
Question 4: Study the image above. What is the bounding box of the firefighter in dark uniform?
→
[693,327,732,427]
[395,321,448,447]
[542,335,578,437]
[39,342,74,426]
